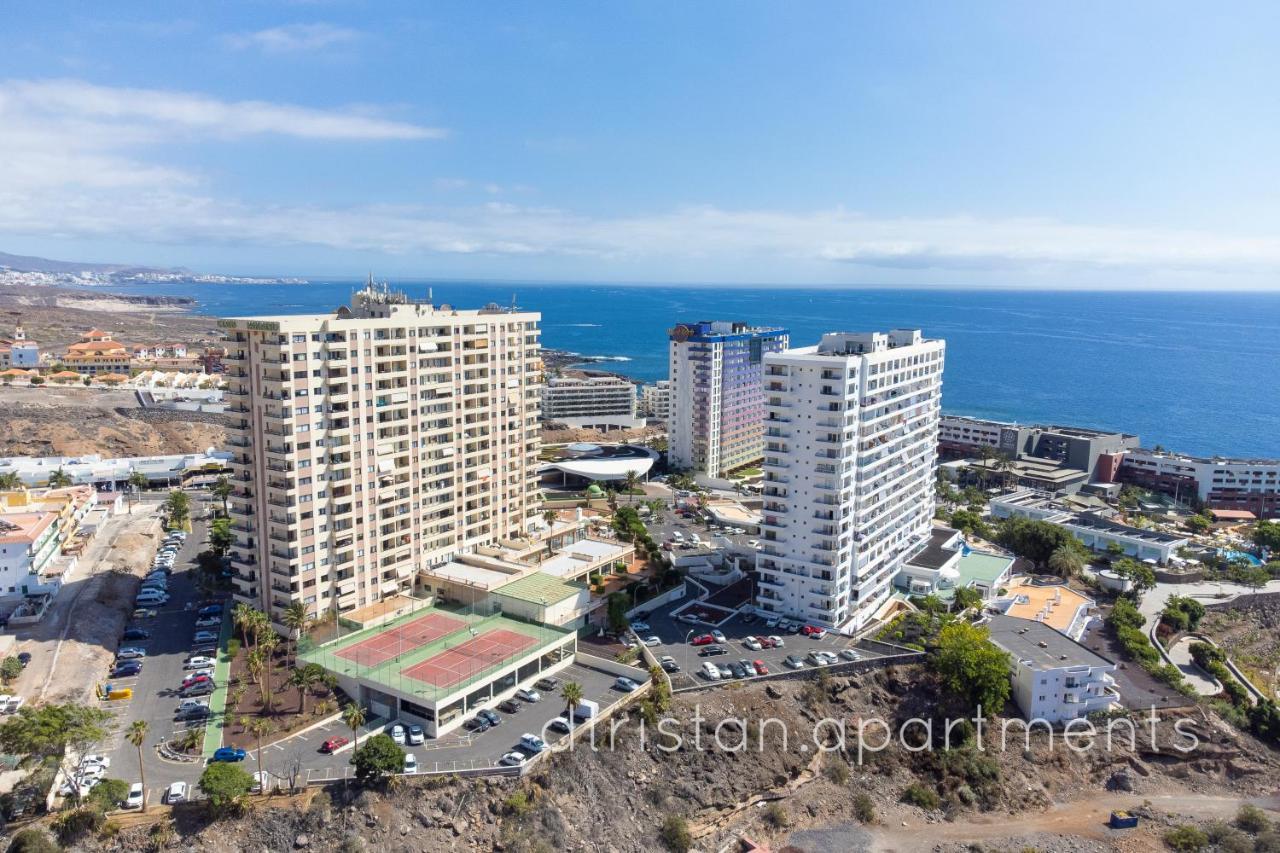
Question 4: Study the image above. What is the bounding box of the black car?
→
[548,717,572,734]
[111,663,142,678]
[464,715,492,733]
[121,628,150,641]
[478,708,502,726]
[740,613,757,624]
[16,652,31,668]
[699,645,728,657]
[190,644,217,656]
[728,661,748,679]
[498,699,521,714]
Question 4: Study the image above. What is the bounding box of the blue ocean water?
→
[106,280,1280,459]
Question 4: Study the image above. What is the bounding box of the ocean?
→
[100,280,1280,459]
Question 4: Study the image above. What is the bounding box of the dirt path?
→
[866,791,1280,851]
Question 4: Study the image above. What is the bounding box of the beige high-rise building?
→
[220,282,543,623]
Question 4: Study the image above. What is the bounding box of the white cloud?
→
[0,79,1277,285]
[225,23,360,54]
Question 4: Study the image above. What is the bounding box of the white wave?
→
[563,323,602,327]
[577,355,632,362]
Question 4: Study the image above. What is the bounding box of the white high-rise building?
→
[755,329,945,631]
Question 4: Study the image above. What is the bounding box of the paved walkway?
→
[1165,635,1219,695]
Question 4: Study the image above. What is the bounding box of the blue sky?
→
[1,1,1278,287]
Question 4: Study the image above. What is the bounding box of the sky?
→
[1,1,1279,288]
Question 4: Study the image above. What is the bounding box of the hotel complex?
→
[541,374,642,430]
[220,282,543,624]
[755,329,945,631]
[667,321,788,478]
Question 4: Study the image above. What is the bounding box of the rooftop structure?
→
[0,450,230,489]
[992,577,1095,639]
[986,613,1118,722]
[539,443,657,483]
[990,490,1190,563]
[896,526,1014,600]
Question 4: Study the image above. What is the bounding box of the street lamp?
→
[684,628,694,678]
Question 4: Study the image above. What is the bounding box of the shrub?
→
[1236,803,1271,834]
[824,758,850,785]
[853,792,876,824]
[52,807,105,844]
[1163,824,1208,852]
[901,783,940,810]
[659,814,692,852]
[1255,831,1280,853]
[6,829,59,853]
[504,789,534,817]
[762,801,788,828]
[226,638,241,660]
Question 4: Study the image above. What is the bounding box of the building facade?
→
[639,380,672,423]
[220,282,543,624]
[987,614,1119,723]
[1117,448,1280,519]
[541,375,641,429]
[754,329,945,631]
[667,321,788,477]
[63,329,132,376]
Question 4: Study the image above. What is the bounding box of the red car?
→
[690,634,715,646]
[802,625,828,638]
[320,736,350,754]
[753,660,769,676]
[758,636,777,649]
[181,674,211,688]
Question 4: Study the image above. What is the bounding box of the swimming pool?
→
[1219,549,1263,567]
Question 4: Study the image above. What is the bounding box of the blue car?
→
[211,747,246,763]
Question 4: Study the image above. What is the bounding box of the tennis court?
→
[334,611,468,668]
[402,628,539,689]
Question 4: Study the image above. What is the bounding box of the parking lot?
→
[262,658,646,782]
[98,509,229,802]
[631,592,889,691]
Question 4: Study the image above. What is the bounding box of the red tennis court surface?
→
[334,611,467,668]
[402,628,538,689]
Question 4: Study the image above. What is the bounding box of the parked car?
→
[194,616,220,628]
[464,715,492,733]
[519,733,547,753]
[728,661,748,679]
[498,699,522,714]
[516,688,541,703]
[802,625,828,639]
[124,782,144,809]
[711,629,727,643]
[806,651,829,666]
[80,754,110,772]
[659,655,679,673]
[613,676,639,692]
[121,628,150,641]
[211,747,246,763]
[690,634,715,646]
[190,644,218,657]
[131,608,157,620]
[499,751,527,767]
[389,724,406,744]
[784,654,805,669]
[198,605,223,617]
[192,631,218,644]
[478,709,502,727]
[111,662,142,678]
[178,699,208,714]
[768,635,785,648]
[630,620,650,632]
[116,647,146,660]
[181,681,214,697]
[548,716,572,734]
[407,724,425,745]
[403,753,418,774]
[753,660,769,676]
[534,677,560,691]
[839,648,861,661]
[700,661,722,681]
[641,636,661,647]
[184,655,215,669]
[743,636,763,651]
[698,645,727,657]
[182,670,213,686]
[320,737,349,753]
[164,781,188,804]
[717,663,733,679]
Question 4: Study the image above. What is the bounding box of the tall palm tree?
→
[48,468,72,488]
[341,703,366,750]
[233,602,259,649]
[280,601,309,666]
[288,664,323,716]
[1048,545,1084,579]
[126,720,149,812]
[561,681,584,728]
[623,470,641,504]
[211,474,233,518]
[246,648,265,704]
[258,634,280,712]
[0,472,23,491]
[247,717,275,796]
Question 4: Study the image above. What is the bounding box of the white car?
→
[403,753,418,774]
[516,688,541,703]
[499,751,527,767]
[743,637,763,651]
[390,724,406,745]
[630,620,650,632]
[80,754,111,772]
[178,699,208,713]
[672,531,685,542]
[839,648,861,661]
[124,782,145,809]
[194,616,220,628]
[711,630,727,643]
[192,631,218,644]
[165,781,188,804]
[642,636,661,647]
[700,661,722,681]
[768,635,785,648]
[184,656,215,669]
[519,733,547,752]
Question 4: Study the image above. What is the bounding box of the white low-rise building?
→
[987,614,1119,723]
[991,490,1188,563]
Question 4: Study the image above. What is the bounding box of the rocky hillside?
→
[62,666,1280,853]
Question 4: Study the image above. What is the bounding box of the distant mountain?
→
[0,250,304,285]
[0,250,187,276]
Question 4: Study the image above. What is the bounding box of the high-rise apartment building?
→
[639,380,672,424]
[756,329,945,631]
[667,321,788,477]
[220,282,543,623]
[541,374,641,429]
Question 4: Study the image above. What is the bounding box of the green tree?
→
[0,703,111,761]
[928,622,1011,715]
[659,814,692,853]
[1164,824,1209,852]
[1112,557,1156,594]
[1253,520,1280,551]
[0,657,22,686]
[622,469,641,503]
[126,720,149,812]
[352,733,404,784]
[0,471,22,490]
[7,828,60,853]
[952,586,983,613]
[1185,514,1212,534]
[561,681,584,723]
[47,468,72,488]
[289,663,326,716]
[948,509,991,540]
[164,489,191,528]
[84,777,129,812]
[246,717,276,796]
[606,592,629,634]
[211,474,233,518]
[209,517,234,557]
[341,702,366,750]
[281,601,309,666]
[198,761,253,815]
[997,517,1082,568]
[1047,543,1085,579]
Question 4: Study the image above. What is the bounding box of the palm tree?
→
[247,716,275,796]
[280,601,309,666]
[0,472,22,491]
[233,602,260,649]
[126,469,147,512]
[211,474,233,518]
[246,648,266,704]
[126,720,149,812]
[1048,545,1084,579]
[541,508,558,528]
[622,470,641,503]
[341,702,366,749]
[48,468,72,488]
[288,663,324,716]
[258,634,280,712]
[561,681,584,727]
